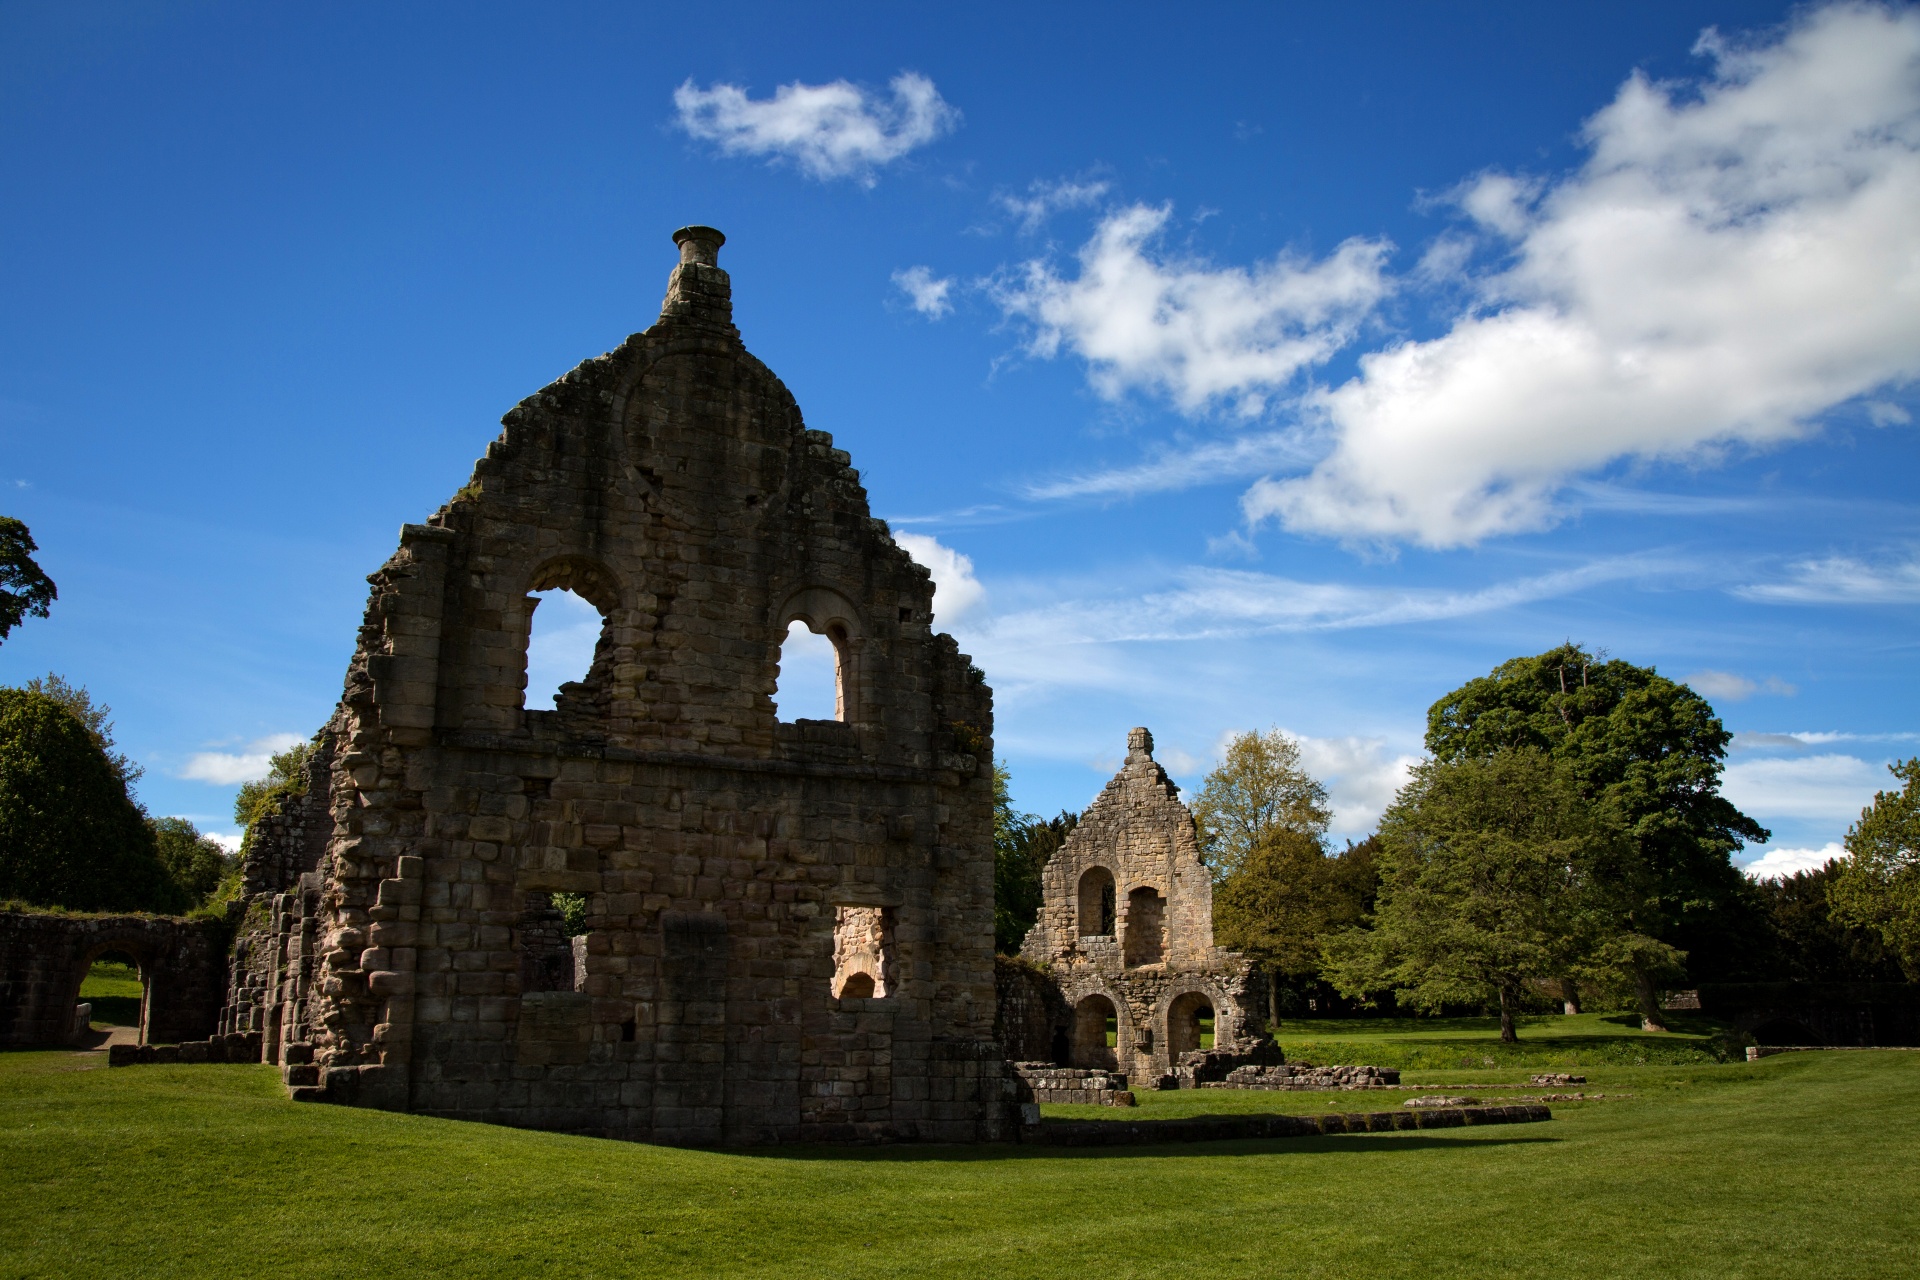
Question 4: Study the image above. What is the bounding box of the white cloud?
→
[1743,841,1845,879]
[1735,551,1920,603]
[1867,400,1913,426]
[179,733,306,786]
[1293,733,1420,837]
[895,532,985,625]
[673,71,958,182]
[1721,752,1886,821]
[774,621,839,721]
[891,266,954,319]
[997,177,1111,233]
[1683,669,1797,701]
[1250,4,1920,546]
[989,202,1394,417]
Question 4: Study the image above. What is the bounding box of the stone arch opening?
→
[1123,886,1165,966]
[1071,993,1119,1070]
[1167,990,1215,1058]
[521,557,622,713]
[774,620,842,722]
[774,587,863,724]
[1077,866,1116,938]
[72,939,155,1044]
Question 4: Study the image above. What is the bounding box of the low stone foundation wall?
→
[1013,1063,1135,1106]
[108,1031,262,1066]
[1026,1104,1551,1146]
[1202,1063,1401,1090]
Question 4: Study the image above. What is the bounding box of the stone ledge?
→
[1025,1104,1552,1146]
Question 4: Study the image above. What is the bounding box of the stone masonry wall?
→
[1018,728,1256,1082]
[262,227,1008,1144]
[0,910,227,1047]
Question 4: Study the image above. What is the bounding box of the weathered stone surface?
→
[1016,728,1257,1081]
[217,228,1008,1144]
[0,910,226,1048]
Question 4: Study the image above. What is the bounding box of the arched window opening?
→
[1071,994,1119,1070]
[1167,991,1215,1058]
[524,587,607,710]
[1077,867,1116,938]
[1123,887,1166,966]
[775,620,842,722]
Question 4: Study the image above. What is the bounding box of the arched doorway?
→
[1071,994,1119,1070]
[1077,867,1115,938]
[75,944,150,1045]
[1167,990,1215,1058]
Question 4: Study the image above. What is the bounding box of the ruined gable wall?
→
[1017,728,1255,1082]
[284,229,1004,1144]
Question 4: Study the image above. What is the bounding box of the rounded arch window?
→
[1167,991,1216,1057]
[1077,867,1115,938]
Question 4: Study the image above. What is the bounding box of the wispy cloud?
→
[1683,669,1796,701]
[997,177,1111,233]
[891,266,954,319]
[1721,752,1887,822]
[179,733,306,786]
[1021,430,1317,502]
[1732,729,1920,750]
[1734,551,1920,604]
[673,71,958,183]
[987,202,1393,417]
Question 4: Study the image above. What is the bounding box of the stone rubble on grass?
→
[1202,1062,1402,1090]
[1529,1073,1587,1085]
[1404,1095,1478,1107]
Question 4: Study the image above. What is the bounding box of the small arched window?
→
[774,619,844,722]
[523,587,606,709]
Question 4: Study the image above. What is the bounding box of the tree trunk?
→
[1633,966,1669,1033]
[1497,986,1518,1043]
[1268,969,1281,1030]
[1561,977,1582,1016]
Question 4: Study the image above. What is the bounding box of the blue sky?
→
[3,1,1916,875]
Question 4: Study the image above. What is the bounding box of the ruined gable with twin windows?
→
[232,227,1006,1144]
[1017,728,1257,1083]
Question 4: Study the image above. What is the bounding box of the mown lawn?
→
[77,961,142,1029]
[1,1041,1914,1279]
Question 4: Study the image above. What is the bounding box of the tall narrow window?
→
[774,620,840,722]
[1077,867,1116,938]
[524,588,604,710]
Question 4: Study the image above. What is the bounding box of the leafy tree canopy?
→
[22,672,139,786]
[1323,748,1622,1042]
[0,686,180,912]
[1191,729,1331,881]
[149,816,233,909]
[1215,829,1377,1024]
[0,516,56,644]
[1426,643,1765,979]
[1830,758,1920,979]
[991,760,1077,955]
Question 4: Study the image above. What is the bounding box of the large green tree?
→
[1426,643,1766,1020]
[0,686,179,912]
[0,517,57,644]
[1191,728,1332,881]
[150,816,232,909]
[1214,830,1377,1024]
[1829,759,1920,979]
[1323,748,1617,1042]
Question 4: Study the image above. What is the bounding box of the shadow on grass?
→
[726,1132,1561,1164]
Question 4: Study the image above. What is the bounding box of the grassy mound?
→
[2,1047,1915,1278]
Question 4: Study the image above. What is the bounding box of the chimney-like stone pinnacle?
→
[660,225,734,332]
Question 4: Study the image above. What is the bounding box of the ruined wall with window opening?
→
[1017,728,1256,1085]
[218,227,1006,1144]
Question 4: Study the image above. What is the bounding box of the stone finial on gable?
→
[661,225,734,330]
[1126,726,1154,762]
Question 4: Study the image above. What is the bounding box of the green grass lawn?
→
[1267,1011,1736,1069]
[2,1043,1914,1279]
[77,961,142,1029]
